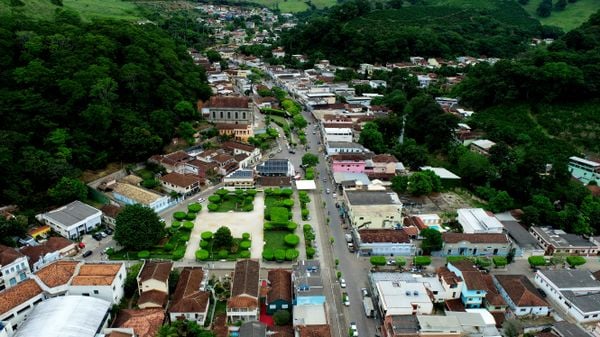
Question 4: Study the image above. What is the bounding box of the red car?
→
[78,242,86,249]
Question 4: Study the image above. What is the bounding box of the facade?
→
[568,156,600,185]
[266,269,292,314]
[447,261,488,309]
[364,154,399,176]
[137,261,173,308]
[159,172,201,196]
[0,279,44,331]
[343,190,403,229]
[0,245,31,290]
[20,237,77,272]
[216,123,254,142]
[222,141,261,167]
[457,208,503,234]
[442,233,511,257]
[169,267,210,325]
[325,141,366,156]
[534,269,600,323]
[69,263,126,304]
[529,226,600,255]
[257,159,294,177]
[223,169,255,190]
[493,275,550,317]
[203,96,254,125]
[437,266,464,301]
[323,128,353,143]
[112,182,173,213]
[37,200,102,240]
[330,154,366,174]
[356,229,416,256]
[227,260,260,323]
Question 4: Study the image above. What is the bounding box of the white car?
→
[332,193,337,198]
[197,197,205,203]
[340,278,346,288]
[343,296,350,307]
[326,188,330,194]
[350,322,357,331]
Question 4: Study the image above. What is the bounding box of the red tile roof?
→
[358,229,410,243]
[138,290,168,307]
[372,154,398,163]
[160,172,201,188]
[437,266,462,286]
[330,154,367,162]
[36,260,79,287]
[482,274,506,307]
[216,123,251,130]
[0,279,43,315]
[0,244,24,266]
[222,141,256,153]
[170,267,210,313]
[267,269,291,303]
[112,308,165,337]
[205,96,249,109]
[494,275,548,307]
[138,261,173,283]
[20,237,74,267]
[227,295,258,309]
[101,204,123,219]
[443,233,509,244]
[297,325,331,337]
[231,259,260,298]
[72,263,123,286]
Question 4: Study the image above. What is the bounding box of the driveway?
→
[184,194,265,261]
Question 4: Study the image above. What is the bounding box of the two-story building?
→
[323,127,353,143]
[227,259,260,323]
[202,96,254,126]
[37,200,102,240]
[0,245,31,290]
[364,154,400,179]
[343,190,403,229]
[493,274,550,317]
[325,141,367,156]
[222,141,261,167]
[137,261,173,309]
[159,172,201,196]
[266,269,292,315]
[292,260,325,306]
[375,280,433,318]
[330,154,367,174]
[169,267,210,326]
[529,226,600,256]
[68,263,126,304]
[112,182,173,213]
[447,261,488,309]
[355,229,416,256]
[441,233,511,257]
[20,237,77,272]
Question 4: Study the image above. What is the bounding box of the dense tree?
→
[391,139,428,169]
[487,191,514,213]
[47,177,88,205]
[554,0,567,10]
[214,226,233,249]
[391,175,408,194]
[420,228,442,254]
[302,153,319,167]
[114,204,165,251]
[205,49,222,63]
[157,319,215,337]
[358,122,386,153]
[537,0,553,17]
[273,310,291,325]
[404,95,458,150]
[0,217,27,247]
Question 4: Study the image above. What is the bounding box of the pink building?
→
[331,154,367,173]
[365,154,400,179]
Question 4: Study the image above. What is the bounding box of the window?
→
[282,304,289,309]
[228,112,231,119]
[213,111,216,119]
[269,304,276,309]
[220,111,223,119]
[243,112,246,119]
[235,112,239,119]
[520,308,527,312]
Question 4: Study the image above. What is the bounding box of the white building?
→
[292,303,327,326]
[112,182,173,213]
[534,269,600,323]
[169,267,210,326]
[0,245,31,290]
[494,274,550,317]
[159,172,201,196]
[0,279,44,331]
[223,169,255,190]
[457,208,503,234]
[343,190,403,229]
[325,141,367,156]
[323,128,353,143]
[37,200,102,240]
[69,263,126,304]
[375,280,433,317]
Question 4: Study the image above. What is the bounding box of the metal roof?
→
[43,201,100,227]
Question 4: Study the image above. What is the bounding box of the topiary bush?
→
[195,249,209,261]
[281,199,294,208]
[370,256,386,266]
[280,188,293,197]
[216,189,229,196]
[172,247,185,260]
[208,195,221,203]
[201,231,213,240]
[285,249,299,261]
[274,249,286,261]
[199,240,209,248]
[218,249,228,259]
[306,247,315,259]
[208,203,219,212]
[301,209,309,220]
[264,222,273,230]
[242,204,254,212]
[493,256,507,267]
[137,250,150,259]
[303,224,312,231]
[240,240,251,250]
[185,213,196,220]
[287,222,298,231]
[284,234,300,247]
[240,250,251,258]
[262,248,274,261]
[171,221,181,229]
[164,242,174,251]
[188,203,202,213]
[246,189,257,196]
[173,212,187,221]
[183,221,194,230]
[242,232,250,240]
[179,232,190,242]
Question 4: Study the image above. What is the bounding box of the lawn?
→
[521,0,600,30]
[0,0,142,21]
[264,230,289,250]
[207,189,256,212]
[235,0,337,12]
[109,227,189,261]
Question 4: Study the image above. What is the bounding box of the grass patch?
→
[520,0,600,31]
[109,228,188,261]
[233,0,337,12]
[264,230,289,250]
[0,0,142,21]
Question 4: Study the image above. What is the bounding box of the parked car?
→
[82,250,93,258]
[104,228,113,235]
[332,193,337,198]
[92,233,103,241]
[361,288,369,297]
[343,292,350,306]
[340,278,346,288]
[78,242,86,249]
[326,188,330,194]
[197,197,206,203]
[100,232,108,238]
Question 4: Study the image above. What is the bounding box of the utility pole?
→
[398,114,406,145]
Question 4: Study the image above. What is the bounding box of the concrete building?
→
[446,261,505,310]
[374,280,433,317]
[441,233,511,257]
[256,159,294,177]
[169,267,210,326]
[493,274,550,317]
[216,123,254,142]
[159,172,201,196]
[568,156,600,185]
[223,169,255,190]
[227,260,260,323]
[355,229,416,256]
[323,128,353,143]
[69,263,126,304]
[343,190,403,229]
[331,154,367,174]
[325,141,367,156]
[500,220,544,257]
[292,260,325,306]
[457,208,503,234]
[0,279,44,331]
[203,96,254,125]
[37,200,102,240]
[293,304,328,326]
[112,182,172,213]
[534,269,600,323]
[529,226,600,256]
[469,139,496,156]
[222,141,261,167]
[137,261,172,309]
[0,245,31,290]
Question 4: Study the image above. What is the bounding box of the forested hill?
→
[280,0,544,66]
[0,13,212,208]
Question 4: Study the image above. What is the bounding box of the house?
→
[415,214,443,229]
[169,267,210,325]
[441,233,511,257]
[364,154,400,179]
[137,261,173,308]
[37,200,102,240]
[293,303,328,328]
[111,182,173,213]
[257,159,295,177]
[112,308,165,337]
[469,139,496,156]
[323,127,353,143]
[222,141,261,167]
[202,96,254,125]
[446,261,488,308]
[0,245,31,290]
[382,315,420,337]
[330,154,367,174]
[100,204,122,228]
[534,269,600,323]
[343,190,403,229]
[213,153,240,175]
[325,141,367,156]
[183,159,218,178]
[419,166,461,188]
[292,260,325,306]
[374,280,433,317]
[27,225,51,239]
[0,279,44,330]
[240,321,267,337]
[445,310,502,336]
[529,226,600,256]
[493,275,550,317]
[266,269,292,314]
[568,156,600,185]
[295,325,331,337]
[69,263,126,304]
[159,172,201,196]
[216,123,254,142]
[370,272,447,303]
[551,321,594,337]
[457,208,503,234]
[227,259,260,323]
[355,229,416,256]
[224,169,256,190]
[20,237,77,272]
[148,151,191,173]
[437,266,464,301]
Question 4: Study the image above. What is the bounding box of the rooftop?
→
[501,221,541,251]
[457,208,503,233]
[222,141,256,153]
[539,269,600,289]
[531,226,597,248]
[20,237,75,267]
[170,267,210,313]
[293,260,323,298]
[376,280,431,315]
[345,190,402,206]
[358,229,410,243]
[420,166,461,180]
[442,232,509,244]
[112,183,164,205]
[296,324,331,337]
[42,200,100,227]
[36,260,79,288]
[159,172,200,188]
[326,141,365,149]
[231,259,260,298]
[72,263,122,286]
[293,305,328,326]
[225,169,254,179]
[387,315,419,335]
[100,204,123,219]
[553,321,594,337]
[138,261,173,283]
[239,321,267,337]
[138,290,168,307]
[0,244,24,266]
[267,269,292,303]
[471,139,496,150]
[205,96,250,109]
[494,275,548,307]
[112,308,165,337]
[0,279,43,315]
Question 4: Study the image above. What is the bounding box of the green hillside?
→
[521,0,600,31]
[0,0,142,21]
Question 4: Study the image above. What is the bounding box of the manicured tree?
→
[240,251,251,258]
[218,249,228,259]
[171,221,181,229]
[493,256,507,268]
[306,247,315,259]
[262,248,274,260]
[242,232,250,240]
[185,213,196,220]
[173,211,187,221]
[528,256,547,267]
[201,231,213,240]
[280,189,293,197]
[187,203,202,213]
[240,240,251,250]
[370,256,387,266]
[302,153,319,167]
[246,189,257,196]
[199,240,209,249]
[214,226,233,249]
[216,189,229,197]
[208,195,221,203]
[115,204,165,251]
[395,257,406,267]
[285,249,299,261]
[195,249,209,261]
[273,310,291,325]
[207,203,219,212]
[274,249,286,261]
[476,257,492,268]
[287,222,298,231]
[183,221,194,230]
[566,256,586,268]
[284,234,300,247]
[414,256,432,267]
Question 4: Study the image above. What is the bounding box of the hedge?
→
[173,211,187,221]
[240,251,251,258]
[164,242,174,251]
[218,249,228,259]
[493,256,508,267]
[188,203,202,213]
[274,249,286,261]
[285,249,299,261]
[246,189,257,196]
[201,231,213,240]
[528,256,547,267]
[303,224,312,231]
[566,256,586,268]
[370,256,386,266]
[284,234,300,247]
[262,248,274,261]
[199,240,209,248]
[269,207,290,222]
[172,248,185,260]
[476,257,492,268]
[242,233,250,240]
[185,213,196,220]
[242,204,254,212]
[183,221,194,230]
[196,249,209,260]
[138,251,150,259]
[281,199,294,208]
[208,195,221,203]
[395,257,406,266]
[287,222,298,231]
[171,221,181,229]
[240,240,252,250]
[306,247,316,259]
[301,209,309,219]
[216,189,229,196]
[414,256,432,266]
[208,203,219,212]
[179,232,191,242]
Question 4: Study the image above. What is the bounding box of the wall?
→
[442,242,510,257]
[169,311,207,326]
[534,273,600,323]
[332,161,365,174]
[0,258,30,290]
[139,279,168,294]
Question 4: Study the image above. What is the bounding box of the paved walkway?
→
[183,194,265,261]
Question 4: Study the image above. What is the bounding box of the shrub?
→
[199,240,209,248]
[201,231,213,240]
[195,249,209,260]
[447,256,474,263]
[274,249,286,261]
[188,203,202,213]
[242,232,250,240]
[493,256,508,267]
[395,257,406,267]
[476,257,492,268]
[207,203,219,212]
[185,213,196,220]
[273,310,291,326]
[528,256,547,267]
[183,221,194,230]
[284,234,300,247]
[414,256,432,266]
[208,195,221,203]
[218,249,228,259]
[262,248,274,261]
[240,251,251,258]
[171,221,181,229]
[336,271,342,279]
[137,250,150,259]
[270,207,290,222]
[173,211,187,221]
[172,248,185,260]
[370,256,386,266]
[240,240,252,250]
[164,242,175,251]
[281,199,294,208]
[306,247,316,259]
[264,222,273,230]
[303,224,312,231]
[242,204,254,212]
[287,222,298,231]
[285,249,299,261]
[216,188,229,196]
[566,256,586,268]
[280,188,293,196]
[179,232,190,242]
[301,209,309,219]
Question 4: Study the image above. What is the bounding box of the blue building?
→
[447,261,487,308]
[292,260,325,306]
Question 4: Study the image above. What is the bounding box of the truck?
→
[345,234,353,243]
[362,297,375,318]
